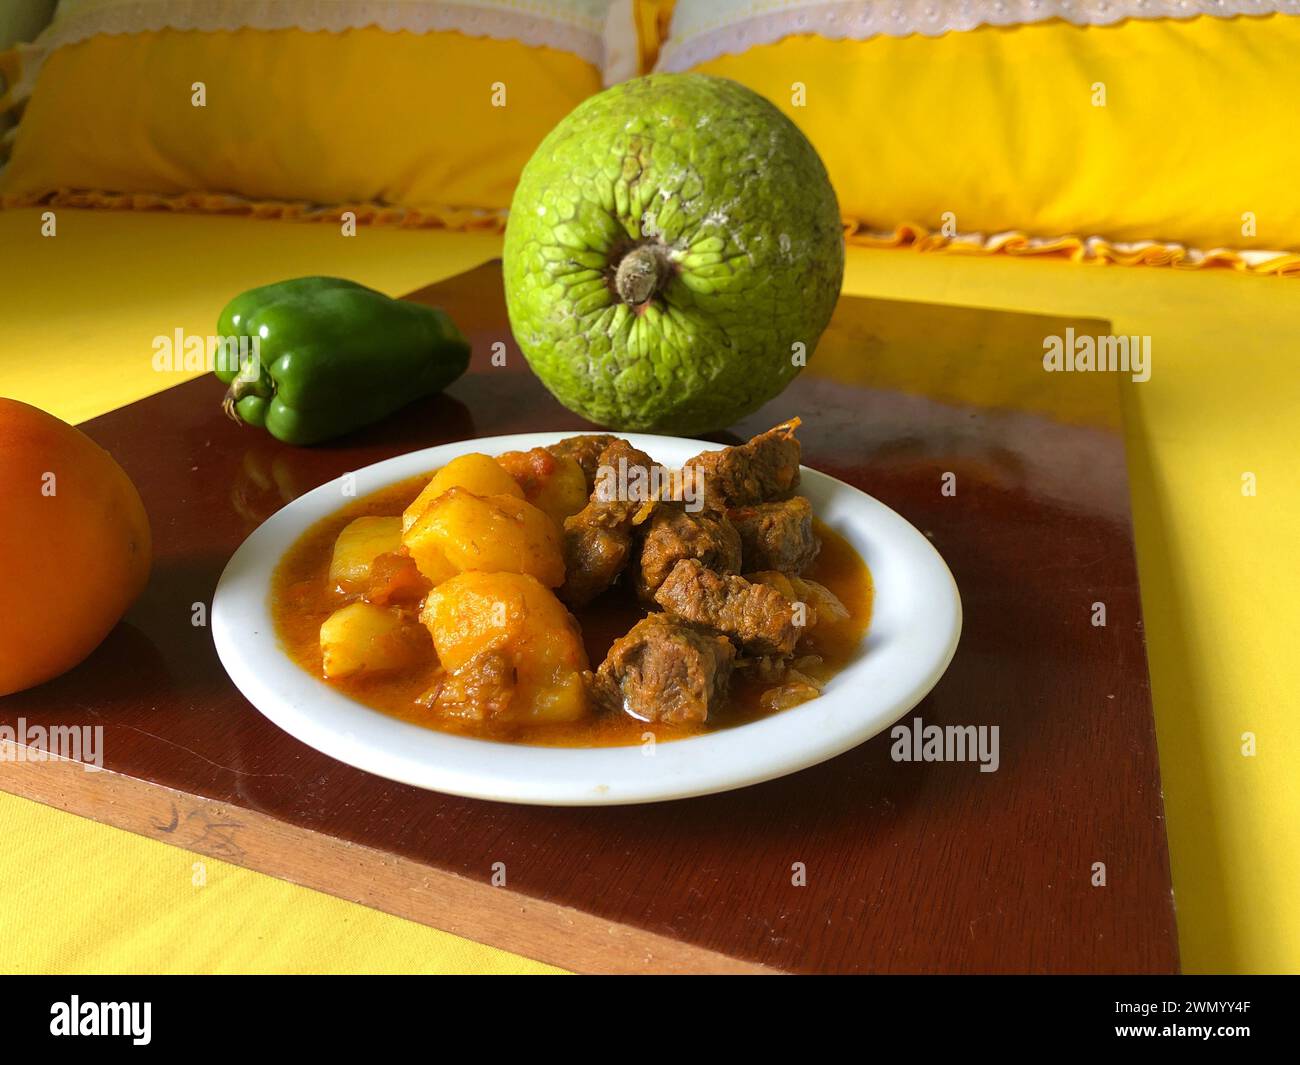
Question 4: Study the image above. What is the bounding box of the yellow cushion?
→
[670,11,1300,273]
[1,25,602,225]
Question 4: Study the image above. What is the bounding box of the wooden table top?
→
[0,261,1176,973]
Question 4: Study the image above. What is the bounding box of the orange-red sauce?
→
[271,474,873,747]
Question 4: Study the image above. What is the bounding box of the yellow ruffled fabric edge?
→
[4,187,1297,275]
[0,187,508,231]
[847,220,1300,277]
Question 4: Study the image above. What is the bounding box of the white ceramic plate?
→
[212,432,961,805]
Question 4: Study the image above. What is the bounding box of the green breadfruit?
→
[503,73,845,434]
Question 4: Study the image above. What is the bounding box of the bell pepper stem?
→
[222,378,261,425]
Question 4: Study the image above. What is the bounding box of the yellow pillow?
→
[0,3,610,225]
[661,5,1300,274]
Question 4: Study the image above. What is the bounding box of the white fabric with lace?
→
[9,1,632,103]
[656,0,1300,71]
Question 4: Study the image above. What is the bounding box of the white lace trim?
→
[10,1,611,104]
[657,0,1300,72]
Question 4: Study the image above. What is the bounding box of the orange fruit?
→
[0,399,152,696]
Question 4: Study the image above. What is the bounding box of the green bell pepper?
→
[214,276,470,445]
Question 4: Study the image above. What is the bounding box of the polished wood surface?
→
[0,261,1177,973]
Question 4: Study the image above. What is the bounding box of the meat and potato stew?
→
[271,420,873,746]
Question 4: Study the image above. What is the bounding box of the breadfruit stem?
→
[614,244,669,307]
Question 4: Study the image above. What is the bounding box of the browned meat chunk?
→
[418,649,515,722]
[586,438,659,520]
[546,434,622,494]
[728,496,820,573]
[683,419,802,510]
[653,558,800,656]
[591,613,736,725]
[746,571,848,629]
[635,504,742,600]
[561,522,633,607]
[559,439,657,606]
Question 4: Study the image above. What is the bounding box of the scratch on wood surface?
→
[112,723,298,783]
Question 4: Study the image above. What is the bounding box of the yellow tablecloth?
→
[0,208,1295,974]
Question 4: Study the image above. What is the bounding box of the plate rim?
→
[211,431,962,806]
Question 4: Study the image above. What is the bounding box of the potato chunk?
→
[420,571,589,723]
[403,488,564,588]
[402,538,458,588]
[495,448,588,528]
[329,516,403,591]
[402,453,523,532]
[320,602,431,679]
